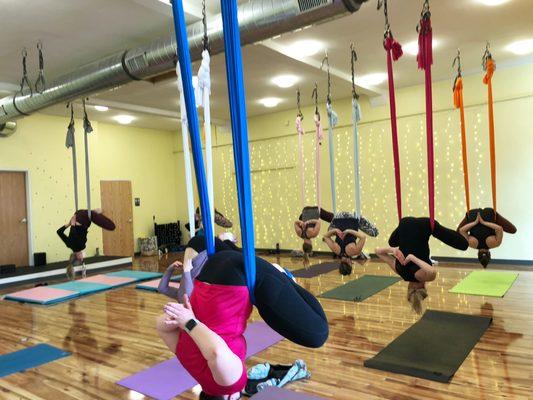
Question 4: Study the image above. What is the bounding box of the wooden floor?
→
[1,253,532,400]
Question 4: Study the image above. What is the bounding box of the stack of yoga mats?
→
[3,270,162,305]
[136,275,181,292]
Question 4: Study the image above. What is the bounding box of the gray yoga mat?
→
[364,310,492,382]
[292,262,339,278]
[319,275,401,302]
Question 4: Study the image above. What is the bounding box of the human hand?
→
[393,248,406,265]
[405,254,415,264]
[163,296,195,330]
[69,215,77,226]
[168,261,182,272]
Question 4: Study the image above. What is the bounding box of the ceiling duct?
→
[0,0,367,126]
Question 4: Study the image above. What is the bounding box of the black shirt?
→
[57,225,88,252]
[186,236,235,253]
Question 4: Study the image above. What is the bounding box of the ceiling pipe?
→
[0,0,367,126]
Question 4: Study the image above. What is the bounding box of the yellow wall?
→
[0,114,180,263]
[176,62,533,261]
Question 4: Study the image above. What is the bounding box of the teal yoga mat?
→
[107,270,162,280]
[51,281,110,295]
[319,275,401,302]
[0,344,70,378]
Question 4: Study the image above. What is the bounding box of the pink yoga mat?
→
[138,279,180,289]
[4,287,77,302]
[117,322,283,400]
[80,275,136,286]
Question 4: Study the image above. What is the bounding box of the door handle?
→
[128,219,133,223]
[20,218,27,224]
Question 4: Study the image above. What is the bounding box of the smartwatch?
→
[184,318,198,333]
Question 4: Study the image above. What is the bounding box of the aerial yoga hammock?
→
[294,86,333,256]
[177,1,232,238]
[60,100,115,280]
[455,44,516,268]
[162,1,329,397]
[377,0,435,229]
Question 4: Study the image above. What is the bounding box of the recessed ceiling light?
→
[476,0,510,6]
[259,97,282,108]
[506,39,533,55]
[113,115,135,125]
[402,39,441,56]
[94,105,109,112]
[357,73,388,87]
[286,40,324,58]
[271,75,299,88]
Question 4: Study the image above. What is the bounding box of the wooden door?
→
[100,181,134,257]
[0,171,29,266]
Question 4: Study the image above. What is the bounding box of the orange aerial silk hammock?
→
[483,45,497,213]
[453,51,471,211]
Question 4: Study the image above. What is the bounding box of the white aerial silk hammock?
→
[176,49,214,237]
[352,97,363,218]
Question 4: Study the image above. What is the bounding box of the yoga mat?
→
[0,344,70,378]
[251,387,326,400]
[3,287,78,305]
[80,275,136,287]
[117,322,284,400]
[292,262,338,278]
[364,310,492,382]
[449,270,518,297]
[319,275,400,302]
[106,270,162,280]
[136,276,181,292]
[51,281,110,295]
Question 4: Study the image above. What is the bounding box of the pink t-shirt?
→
[176,280,252,396]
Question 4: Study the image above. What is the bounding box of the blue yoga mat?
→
[0,344,70,378]
[107,270,162,280]
[51,281,110,295]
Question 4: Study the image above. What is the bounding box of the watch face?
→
[185,319,197,332]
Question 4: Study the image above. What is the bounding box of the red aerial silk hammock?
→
[417,0,435,230]
[380,0,404,222]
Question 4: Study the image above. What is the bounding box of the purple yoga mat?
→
[251,387,326,399]
[292,262,338,278]
[117,322,283,400]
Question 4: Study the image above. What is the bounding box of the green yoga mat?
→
[364,310,492,382]
[319,275,401,302]
[450,270,518,297]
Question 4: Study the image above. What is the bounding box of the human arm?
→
[56,225,71,247]
[375,247,401,272]
[479,217,504,247]
[163,296,244,387]
[158,261,182,299]
[176,247,198,302]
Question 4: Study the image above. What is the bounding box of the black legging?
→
[197,251,329,348]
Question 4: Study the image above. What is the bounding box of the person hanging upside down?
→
[322,212,378,275]
[156,251,328,399]
[158,232,239,301]
[457,208,517,268]
[294,206,333,257]
[57,209,115,280]
[376,217,468,313]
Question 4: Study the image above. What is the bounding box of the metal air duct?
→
[0,0,367,126]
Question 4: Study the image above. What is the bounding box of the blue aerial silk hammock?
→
[170,0,257,302]
[220,0,257,304]
[170,0,214,255]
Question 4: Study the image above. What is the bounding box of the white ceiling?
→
[1,0,533,131]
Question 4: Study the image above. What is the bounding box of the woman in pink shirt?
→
[156,251,328,399]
